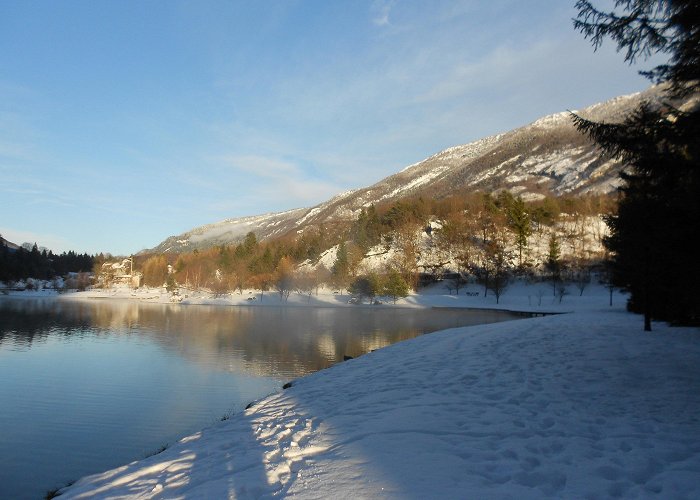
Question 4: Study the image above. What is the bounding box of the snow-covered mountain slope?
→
[147,86,673,254]
[149,209,309,254]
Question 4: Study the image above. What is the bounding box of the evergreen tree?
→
[484,236,512,304]
[546,233,561,297]
[351,205,382,251]
[331,242,350,289]
[236,232,258,259]
[505,196,531,269]
[349,272,382,304]
[0,239,95,283]
[383,269,409,304]
[0,237,9,283]
[249,247,275,275]
[573,0,700,328]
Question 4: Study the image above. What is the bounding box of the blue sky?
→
[1,0,653,255]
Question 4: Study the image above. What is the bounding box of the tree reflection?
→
[0,299,518,378]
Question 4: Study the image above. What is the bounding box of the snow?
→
[519,192,546,202]
[381,166,449,200]
[54,282,700,499]
[188,214,279,243]
[530,110,572,129]
[158,209,311,250]
[399,136,504,174]
[295,207,322,227]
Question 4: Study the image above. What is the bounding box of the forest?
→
[92,191,615,304]
[0,241,94,287]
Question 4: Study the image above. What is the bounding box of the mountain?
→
[1,236,20,252]
[147,86,673,254]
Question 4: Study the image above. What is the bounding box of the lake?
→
[0,296,520,499]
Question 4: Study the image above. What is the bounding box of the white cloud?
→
[227,155,342,200]
[371,0,395,26]
[197,153,346,214]
[256,177,342,206]
[176,2,656,231]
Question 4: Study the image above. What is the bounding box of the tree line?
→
[573,0,700,328]
[6,1,697,328]
[0,240,94,284]
[119,191,611,305]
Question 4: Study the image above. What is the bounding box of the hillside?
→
[146,86,670,254]
[0,236,20,251]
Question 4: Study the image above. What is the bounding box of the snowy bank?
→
[37,278,625,316]
[57,287,700,499]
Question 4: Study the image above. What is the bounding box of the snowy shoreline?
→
[2,279,592,316]
[22,283,700,498]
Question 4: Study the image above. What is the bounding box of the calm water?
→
[0,297,519,499]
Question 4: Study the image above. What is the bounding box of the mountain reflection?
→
[0,298,518,379]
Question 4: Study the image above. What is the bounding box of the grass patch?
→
[220,409,235,421]
[44,480,75,499]
[143,443,169,458]
[45,488,61,500]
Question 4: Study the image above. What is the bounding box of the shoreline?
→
[13,282,691,499]
[54,292,700,499]
[2,278,603,317]
[3,290,563,318]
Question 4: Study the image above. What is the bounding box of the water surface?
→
[0,297,519,499]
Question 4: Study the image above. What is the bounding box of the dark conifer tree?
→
[573,0,700,328]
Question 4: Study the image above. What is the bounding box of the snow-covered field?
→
[40,282,700,499]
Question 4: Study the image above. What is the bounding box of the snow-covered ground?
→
[22,279,608,312]
[41,282,700,498]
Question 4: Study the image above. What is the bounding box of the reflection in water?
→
[1,299,518,379]
[0,297,519,500]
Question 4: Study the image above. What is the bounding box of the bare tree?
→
[274,256,295,302]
